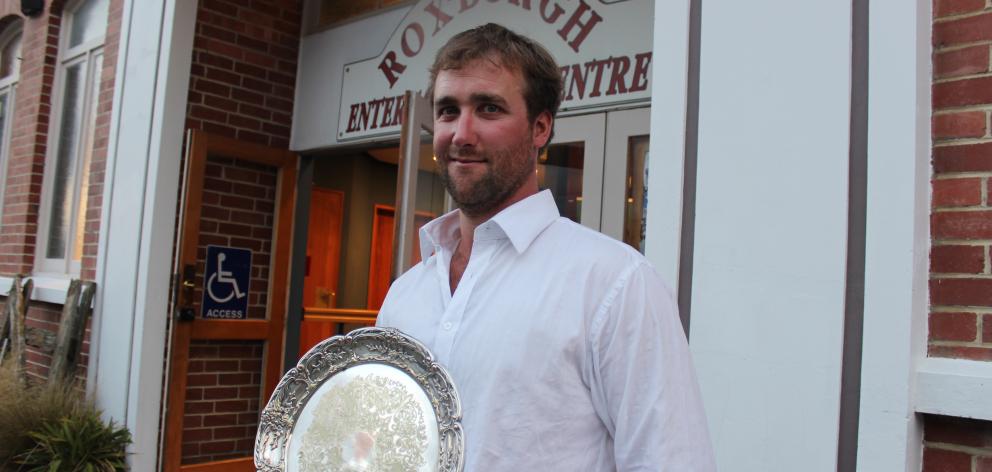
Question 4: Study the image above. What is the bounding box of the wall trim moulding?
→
[916,357,992,421]
[0,275,73,305]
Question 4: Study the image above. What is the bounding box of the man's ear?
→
[531,111,553,148]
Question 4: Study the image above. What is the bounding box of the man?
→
[376,23,715,471]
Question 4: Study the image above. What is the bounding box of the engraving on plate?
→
[298,373,428,471]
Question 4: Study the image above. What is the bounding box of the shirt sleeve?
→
[374,289,394,328]
[587,261,716,471]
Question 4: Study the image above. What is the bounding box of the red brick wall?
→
[0,295,89,385]
[924,415,992,472]
[926,1,992,468]
[81,0,124,280]
[0,0,121,385]
[0,5,60,275]
[185,0,302,150]
[23,301,89,385]
[0,0,119,277]
[930,0,992,361]
[181,340,263,464]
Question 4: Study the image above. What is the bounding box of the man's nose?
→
[451,113,477,147]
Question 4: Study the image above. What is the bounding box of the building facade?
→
[0,0,988,470]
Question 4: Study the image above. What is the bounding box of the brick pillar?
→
[930,0,992,360]
[80,0,123,280]
[925,2,992,470]
[185,0,302,149]
[0,7,60,275]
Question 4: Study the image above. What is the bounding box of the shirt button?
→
[443,322,453,330]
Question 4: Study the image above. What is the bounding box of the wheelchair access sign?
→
[202,245,252,319]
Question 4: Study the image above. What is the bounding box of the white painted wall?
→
[89,1,196,470]
[291,6,411,151]
[856,0,930,470]
[644,0,691,288]
[685,1,852,470]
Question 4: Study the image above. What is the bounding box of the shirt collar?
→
[418,189,560,261]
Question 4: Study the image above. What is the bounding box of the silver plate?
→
[255,327,463,471]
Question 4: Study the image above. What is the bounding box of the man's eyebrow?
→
[469,93,508,107]
[434,96,458,109]
[433,93,509,109]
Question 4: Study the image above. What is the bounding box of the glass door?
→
[545,108,650,252]
[602,108,651,252]
[544,113,605,230]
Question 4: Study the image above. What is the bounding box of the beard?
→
[438,135,536,219]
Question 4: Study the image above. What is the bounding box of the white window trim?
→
[917,357,992,421]
[34,0,107,277]
[0,24,22,226]
[0,275,72,305]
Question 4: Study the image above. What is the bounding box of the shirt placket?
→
[432,234,500,364]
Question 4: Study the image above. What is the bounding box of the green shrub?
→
[0,363,83,466]
[0,362,131,471]
[14,409,130,472]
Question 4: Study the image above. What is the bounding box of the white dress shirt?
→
[377,190,715,471]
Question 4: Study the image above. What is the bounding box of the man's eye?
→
[437,107,457,119]
[480,104,501,113]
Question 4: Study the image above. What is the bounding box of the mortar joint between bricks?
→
[923,441,992,457]
[935,8,992,22]
[931,206,992,213]
[931,305,992,314]
[931,273,992,280]
[933,71,992,85]
[933,104,992,115]
[930,339,987,348]
[934,136,992,148]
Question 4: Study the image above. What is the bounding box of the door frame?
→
[550,113,606,231]
[601,107,652,241]
[550,107,651,238]
[162,130,297,472]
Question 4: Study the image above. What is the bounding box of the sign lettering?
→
[339,0,653,141]
[346,95,407,133]
[377,0,604,89]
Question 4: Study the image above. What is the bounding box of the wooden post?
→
[5,275,34,380]
[49,280,96,385]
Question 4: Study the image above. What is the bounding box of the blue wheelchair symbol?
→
[207,252,246,303]
[202,246,252,319]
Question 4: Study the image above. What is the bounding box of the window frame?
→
[0,23,22,227]
[34,0,107,276]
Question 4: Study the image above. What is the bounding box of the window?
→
[0,23,22,224]
[36,0,109,275]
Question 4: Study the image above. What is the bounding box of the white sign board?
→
[337,0,653,142]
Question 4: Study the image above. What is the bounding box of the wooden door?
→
[302,188,343,309]
[298,187,344,357]
[366,205,433,310]
[162,130,296,471]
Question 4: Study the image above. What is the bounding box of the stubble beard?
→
[439,137,536,219]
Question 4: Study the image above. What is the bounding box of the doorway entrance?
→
[293,106,651,357]
[162,131,296,472]
[546,107,651,249]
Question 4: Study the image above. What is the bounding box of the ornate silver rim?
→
[254,327,463,471]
